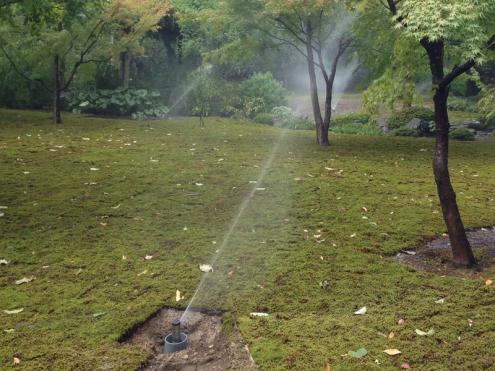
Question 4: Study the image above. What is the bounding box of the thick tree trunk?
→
[120,51,131,89]
[423,40,476,267]
[53,54,62,124]
[305,35,327,146]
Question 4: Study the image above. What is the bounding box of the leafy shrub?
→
[387,106,435,130]
[447,97,478,113]
[332,123,383,136]
[254,113,274,125]
[271,106,313,130]
[240,72,288,113]
[69,89,169,119]
[332,113,371,126]
[391,127,420,137]
[449,128,475,141]
[481,116,495,131]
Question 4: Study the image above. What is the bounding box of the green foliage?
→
[479,87,495,127]
[391,127,420,137]
[253,112,274,126]
[68,89,169,119]
[239,72,288,112]
[271,106,313,130]
[447,97,479,113]
[332,122,383,136]
[332,113,371,126]
[387,106,435,130]
[449,128,476,141]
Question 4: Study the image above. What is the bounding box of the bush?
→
[447,97,479,113]
[253,113,274,125]
[481,116,495,131]
[240,72,288,113]
[387,106,435,130]
[332,113,371,126]
[391,127,420,137]
[271,106,313,130]
[69,89,169,119]
[332,123,383,136]
[449,128,475,141]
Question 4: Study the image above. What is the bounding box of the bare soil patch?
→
[396,228,495,277]
[122,308,257,371]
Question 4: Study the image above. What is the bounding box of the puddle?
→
[122,308,257,370]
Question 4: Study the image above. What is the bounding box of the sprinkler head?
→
[164,319,188,353]
[171,320,181,343]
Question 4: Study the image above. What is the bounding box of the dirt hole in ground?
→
[122,308,257,371]
[396,227,495,277]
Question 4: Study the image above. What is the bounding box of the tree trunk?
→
[120,51,131,89]
[305,34,326,146]
[423,40,476,267]
[53,54,62,124]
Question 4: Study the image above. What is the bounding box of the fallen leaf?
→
[176,290,182,302]
[348,348,368,358]
[122,255,127,260]
[323,363,331,371]
[3,308,23,314]
[137,269,148,276]
[3,329,15,333]
[362,207,368,212]
[388,332,395,339]
[383,349,401,356]
[75,268,83,275]
[90,167,99,171]
[93,312,105,318]
[435,298,445,304]
[15,276,35,285]
[0,259,8,265]
[13,356,21,365]
[200,264,213,272]
[255,188,266,191]
[398,319,405,325]
[485,279,493,286]
[354,306,367,315]
[250,312,269,318]
[195,182,204,186]
[415,328,435,336]
[111,204,121,209]
[145,255,153,260]
[400,363,411,369]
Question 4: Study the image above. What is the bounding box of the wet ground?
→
[123,308,257,371]
[396,228,495,277]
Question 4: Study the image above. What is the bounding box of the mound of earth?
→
[396,228,495,277]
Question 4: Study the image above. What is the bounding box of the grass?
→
[1,109,495,370]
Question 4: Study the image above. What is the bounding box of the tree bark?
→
[53,54,63,124]
[423,40,476,267]
[304,31,327,146]
[120,51,131,89]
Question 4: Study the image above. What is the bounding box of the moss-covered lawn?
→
[1,109,495,370]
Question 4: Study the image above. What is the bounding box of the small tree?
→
[225,0,353,146]
[0,0,169,123]
[360,0,495,266]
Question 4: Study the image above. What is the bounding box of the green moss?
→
[1,109,495,370]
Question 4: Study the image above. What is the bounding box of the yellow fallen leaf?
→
[3,308,23,314]
[13,356,21,365]
[485,279,493,286]
[15,276,35,285]
[176,290,182,302]
[383,349,401,356]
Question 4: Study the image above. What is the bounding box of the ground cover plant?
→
[1,110,495,370]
